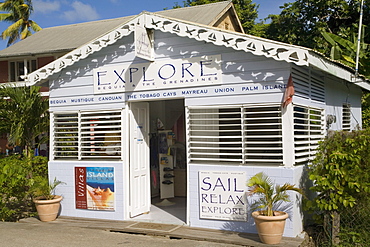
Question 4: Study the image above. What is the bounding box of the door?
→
[129,102,150,217]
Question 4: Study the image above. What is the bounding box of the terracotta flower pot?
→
[252,211,288,245]
[33,195,63,222]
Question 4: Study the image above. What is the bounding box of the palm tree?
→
[0,0,42,46]
[0,85,49,157]
[247,172,302,216]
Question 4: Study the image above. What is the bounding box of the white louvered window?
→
[53,113,79,158]
[294,105,324,164]
[187,104,283,165]
[342,103,351,131]
[244,105,283,165]
[52,110,123,160]
[292,66,325,103]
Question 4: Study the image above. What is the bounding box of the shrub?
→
[0,155,48,221]
[307,130,370,213]
[307,129,370,245]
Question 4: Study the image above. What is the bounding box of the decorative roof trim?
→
[26,12,313,86]
[26,15,138,85]
[145,13,309,66]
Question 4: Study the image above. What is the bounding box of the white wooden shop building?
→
[26,4,370,238]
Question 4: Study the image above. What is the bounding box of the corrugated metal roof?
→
[0,1,232,58]
[156,1,231,26]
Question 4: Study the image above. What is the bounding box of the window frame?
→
[186,103,284,166]
[9,59,37,82]
[293,104,325,164]
[342,103,351,131]
[51,109,124,160]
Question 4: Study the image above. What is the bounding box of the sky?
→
[0,0,288,50]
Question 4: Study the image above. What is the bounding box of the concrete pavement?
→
[0,217,307,247]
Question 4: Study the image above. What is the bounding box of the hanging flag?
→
[282,74,294,108]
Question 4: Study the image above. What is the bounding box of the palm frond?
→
[247,172,302,216]
[0,85,49,156]
[29,20,42,32]
[0,13,12,21]
[0,0,40,45]
[20,25,31,39]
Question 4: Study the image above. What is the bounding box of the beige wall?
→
[213,11,242,33]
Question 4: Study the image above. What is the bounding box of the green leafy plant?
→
[31,176,65,200]
[307,130,370,213]
[321,30,370,77]
[0,155,48,221]
[307,130,370,245]
[0,85,49,158]
[247,172,302,216]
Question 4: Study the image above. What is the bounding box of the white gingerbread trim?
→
[26,15,139,85]
[27,12,368,88]
[145,13,309,66]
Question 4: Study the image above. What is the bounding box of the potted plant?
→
[31,176,65,222]
[247,172,302,245]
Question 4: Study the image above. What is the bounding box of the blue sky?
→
[0,0,287,50]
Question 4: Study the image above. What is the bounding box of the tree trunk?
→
[324,211,340,245]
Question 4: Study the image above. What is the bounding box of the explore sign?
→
[93,55,221,94]
[199,171,247,221]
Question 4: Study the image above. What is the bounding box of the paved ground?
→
[0,217,306,247]
[0,221,239,247]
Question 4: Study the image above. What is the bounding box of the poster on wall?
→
[75,167,115,211]
[199,171,247,221]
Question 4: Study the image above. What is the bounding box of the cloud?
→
[33,0,61,14]
[61,1,100,22]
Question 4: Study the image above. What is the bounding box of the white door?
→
[129,102,150,217]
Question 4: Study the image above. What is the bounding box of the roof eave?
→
[308,51,370,91]
[0,49,74,60]
[27,12,370,92]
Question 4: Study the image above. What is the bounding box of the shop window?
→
[292,66,325,103]
[187,104,283,165]
[9,59,37,82]
[243,105,283,165]
[342,103,351,131]
[52,110,123,160]
[53,113,79,158]
[294,105,324,164]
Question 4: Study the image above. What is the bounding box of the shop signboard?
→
[93,55,221,94]
[75,167,115,211]
[199,171,247,221]
[135,24,154,61]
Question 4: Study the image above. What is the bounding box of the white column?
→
[282,103,295,167]
[49,112,55,160]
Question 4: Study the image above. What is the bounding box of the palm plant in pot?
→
[31,176,65,222]
[247,172,302,245]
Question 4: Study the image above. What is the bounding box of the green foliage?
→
[339,229,367,246]
[0,0,42,46]
[307,130,370,215]
[0,155,48,221]
[321,29,370,78]
[263,0,370,51]
[0,85,49,158]
[362,91,370,129]
[30,177,64,200]
[247,172,302,216]
[173,0,258,34]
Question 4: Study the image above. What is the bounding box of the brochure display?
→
[157,130,175,204]
[159,154,174,199]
